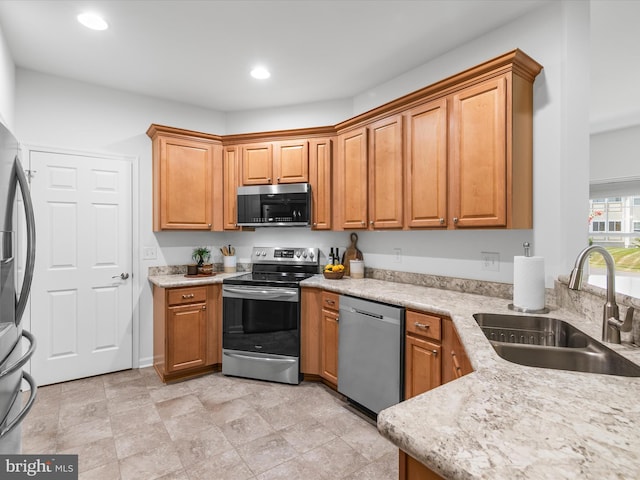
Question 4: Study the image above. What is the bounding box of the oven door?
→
[222,285,299,357]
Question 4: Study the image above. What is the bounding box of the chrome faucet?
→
[568,245,634,344]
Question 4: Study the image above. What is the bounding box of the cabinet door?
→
[156,136,214,230]
[336,127,368,229]
[405,335,441,399]
[399,450,445,480]
[368,114,403,229]
[405,99,448,228]
[223,146,241,230]
[321,308,339,386]
[450,76,507,228]
[242,143,273,185]
[309,138,332,230]
[442,319,473,384]
[166,302,207,373]
[274,140,308,184]
[301,288,322,375]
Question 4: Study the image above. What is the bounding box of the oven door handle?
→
[223,286,299,301]
[224,351,297,364]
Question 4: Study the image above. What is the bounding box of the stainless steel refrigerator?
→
[0,121,37,453]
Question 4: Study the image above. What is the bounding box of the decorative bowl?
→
[323,271,344,280]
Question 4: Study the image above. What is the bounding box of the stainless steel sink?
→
[473,313,640,377]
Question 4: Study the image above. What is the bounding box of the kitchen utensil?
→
[341,232,363,276]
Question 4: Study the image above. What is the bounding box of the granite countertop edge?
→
[148,272,245,287]
[300,275,640,479]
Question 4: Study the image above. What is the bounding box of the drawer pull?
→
[182,294,195,299]
[414,322,430,329]
[325,299,335,305]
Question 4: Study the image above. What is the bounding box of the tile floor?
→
[22,368,398,480]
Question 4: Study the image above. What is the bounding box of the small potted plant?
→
[192,247,212,274]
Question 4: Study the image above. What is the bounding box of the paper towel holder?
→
[507,303,549,314]
[509,242,549,314]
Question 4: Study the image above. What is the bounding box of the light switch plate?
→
[481,251,500,271]
[143,246,157,260]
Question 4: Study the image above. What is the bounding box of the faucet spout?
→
[568,245,620,343]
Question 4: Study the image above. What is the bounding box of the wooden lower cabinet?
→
[153,284,220,382]
[399,450,445,480]
[405,335,441,399]
[320,291,340,387]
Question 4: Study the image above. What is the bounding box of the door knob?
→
[112,273,129,280]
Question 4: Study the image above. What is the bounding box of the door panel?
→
[30,150,133,385]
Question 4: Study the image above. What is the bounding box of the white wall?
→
[14,0,590,367]
[590,125,640,183]
[0,22,15,129]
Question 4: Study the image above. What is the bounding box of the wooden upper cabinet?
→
[404,99,448,229]
[274,140,309,184]
[223,145,240,230]
[369,114,403,229]
[241,143,273,185]
[241,140,309,185]
[148,125,222,231]
[336,127,368,230]
[309,138,333,230]
[449,76,508,228]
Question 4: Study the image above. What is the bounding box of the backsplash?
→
[148,263,251,276]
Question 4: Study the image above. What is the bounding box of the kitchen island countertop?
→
[301,275,640,479]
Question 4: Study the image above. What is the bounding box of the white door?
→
[29,149,133,385]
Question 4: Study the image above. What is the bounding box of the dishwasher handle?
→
[352,308,383,319]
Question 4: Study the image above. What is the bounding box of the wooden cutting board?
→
[341,232,363,276]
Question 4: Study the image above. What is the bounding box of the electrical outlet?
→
[481,252,500,271]
[143,246,157,260]
[393,248,402,263]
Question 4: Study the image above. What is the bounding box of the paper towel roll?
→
[513,256,545,310]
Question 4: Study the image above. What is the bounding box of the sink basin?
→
[473,313,640,377]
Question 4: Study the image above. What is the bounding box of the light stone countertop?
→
[300,275,640,479]
[148,272,244,287]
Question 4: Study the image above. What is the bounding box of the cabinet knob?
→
[431,350,438,357]
[453,217,459,224]
[202,305,206,310]
[369,221,374,225]
[276,177,280,182]
[361,221,366,226]
[208,223,212,227]
[439,218,445,224]
[267,178,272,183]
[313,222,317,227]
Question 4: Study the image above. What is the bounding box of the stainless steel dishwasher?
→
[338,295,404,415]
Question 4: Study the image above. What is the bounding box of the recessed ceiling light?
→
[77,12,108,31]
[250,67,271,80]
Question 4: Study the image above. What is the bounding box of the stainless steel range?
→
[222,246,319,384]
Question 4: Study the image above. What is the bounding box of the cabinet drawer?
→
[167,286,207,306]
[406,310,441,340]
[321,291,340,311]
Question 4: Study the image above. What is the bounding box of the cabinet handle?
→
[202,305,206,310]
[414,322,429,329]
[361,221,366,226]
[313,223,317,227]
[369,221,374,225]
[267,177,272,183]
[276,177,280,182]
[208,223,212,227]
[325,299,335,305]
[453,217,459,224]
[439,218,445,224]
[451,351,461,370]
[431,350,438,357]
[182,294,195,299]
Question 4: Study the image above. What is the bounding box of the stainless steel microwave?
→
[236,183,312,227]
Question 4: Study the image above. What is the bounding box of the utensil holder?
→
[223,255,237,273]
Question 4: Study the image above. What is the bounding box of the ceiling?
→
[0,0,638,132]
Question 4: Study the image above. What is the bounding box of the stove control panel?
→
[251,247,319,265]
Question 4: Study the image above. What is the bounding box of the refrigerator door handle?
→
[0,371,37,438]
[0,330,36,380]
[13,156,36,325]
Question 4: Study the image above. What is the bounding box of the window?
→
[592,221,605,232]
[634,197,640,206]
[634,221,640,232]
[608,221,622,232]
